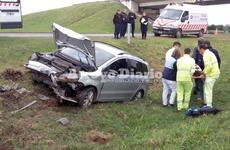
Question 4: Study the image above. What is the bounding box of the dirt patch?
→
[85,130,112,145]
[1,68,23,81]
[40,99,58,109]
[1,125,23,137]
[1,90,22,111]
[0,89,37,112]
[0,144,13,150]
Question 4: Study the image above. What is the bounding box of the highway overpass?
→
[120,0,230,19]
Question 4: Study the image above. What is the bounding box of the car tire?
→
[154,33,161,37]
[197,30,204,38]
[175,30,182,38]
[132,90,144,101]
[31,72,41,84]
[78,87,96,108]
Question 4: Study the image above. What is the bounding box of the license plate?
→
[6,12,15,16]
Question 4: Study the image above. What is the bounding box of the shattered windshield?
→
[159,9,182,20]
[60,47,94,66]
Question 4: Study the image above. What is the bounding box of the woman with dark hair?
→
[162,49,181,107]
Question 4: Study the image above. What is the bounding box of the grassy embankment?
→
[0,35,230,149]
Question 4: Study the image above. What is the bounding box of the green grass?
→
[0,35,230,149]
[0,1,142,33]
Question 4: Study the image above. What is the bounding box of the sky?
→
[20,0,230,25]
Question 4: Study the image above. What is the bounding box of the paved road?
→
[0,32,142,38]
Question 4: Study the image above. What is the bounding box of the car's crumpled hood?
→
[53,23,95,60]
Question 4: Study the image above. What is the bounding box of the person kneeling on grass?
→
[176,48,196,111]
[162,49,181,107]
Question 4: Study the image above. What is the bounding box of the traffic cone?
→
[214,28,218,35]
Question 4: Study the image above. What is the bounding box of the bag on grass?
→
[185,106,222,117]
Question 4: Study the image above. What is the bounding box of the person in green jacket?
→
[199,43,220,107]
[176,48,196,111]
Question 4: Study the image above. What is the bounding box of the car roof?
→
[95,42,128,56]
[95,41,148,65]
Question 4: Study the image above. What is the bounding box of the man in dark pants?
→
[120,10,128,38]
[128,11,136,38]
[113,10,122,39]
[140,12,148,39]
[192,38,205,101]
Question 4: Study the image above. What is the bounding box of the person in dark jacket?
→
[128,11,137,37]
[192,38,205,100]
[113,10,122,39]
[162,49,181,107]
[120,9,128,38]
[140,12,148,39]
[205,40,221,68]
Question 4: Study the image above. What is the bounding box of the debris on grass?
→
[16,88,30,94]
[0,84,36,112]
[57,117,70,126]
[85,130,112,145]
[1,68,23,81]
[11,100,37,114]
[0,83,20,92]
[37,94,50,101]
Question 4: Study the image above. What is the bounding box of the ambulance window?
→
[182,11,189,21]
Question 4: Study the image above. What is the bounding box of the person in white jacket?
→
[165,41,181,61]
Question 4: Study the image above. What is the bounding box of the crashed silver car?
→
[26,23,149,107]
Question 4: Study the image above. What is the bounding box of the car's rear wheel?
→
[78,87,96,108]
[132,90,144,101]
[154,33,161,37]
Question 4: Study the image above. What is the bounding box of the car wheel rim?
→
[137,92,142,99]
[135,91,143,100]
[83,91,94,107]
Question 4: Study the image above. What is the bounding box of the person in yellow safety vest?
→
[176,48,196,111]
[198,43,220,107]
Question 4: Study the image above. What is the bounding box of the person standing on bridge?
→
[113,9,122,39]
[140,12,148,39]
[128,11,137,38]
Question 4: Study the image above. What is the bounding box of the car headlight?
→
[58,73,80,83]
[169,24,178,28]
[29,53,38,61]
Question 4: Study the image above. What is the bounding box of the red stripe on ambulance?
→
[0,2,19,7]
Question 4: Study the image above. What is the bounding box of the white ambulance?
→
[153,3,208,38]
[0,0,22,29]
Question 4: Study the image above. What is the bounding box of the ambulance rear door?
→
[0,0,22,29]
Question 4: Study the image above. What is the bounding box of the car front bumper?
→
[153,27,178,35]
